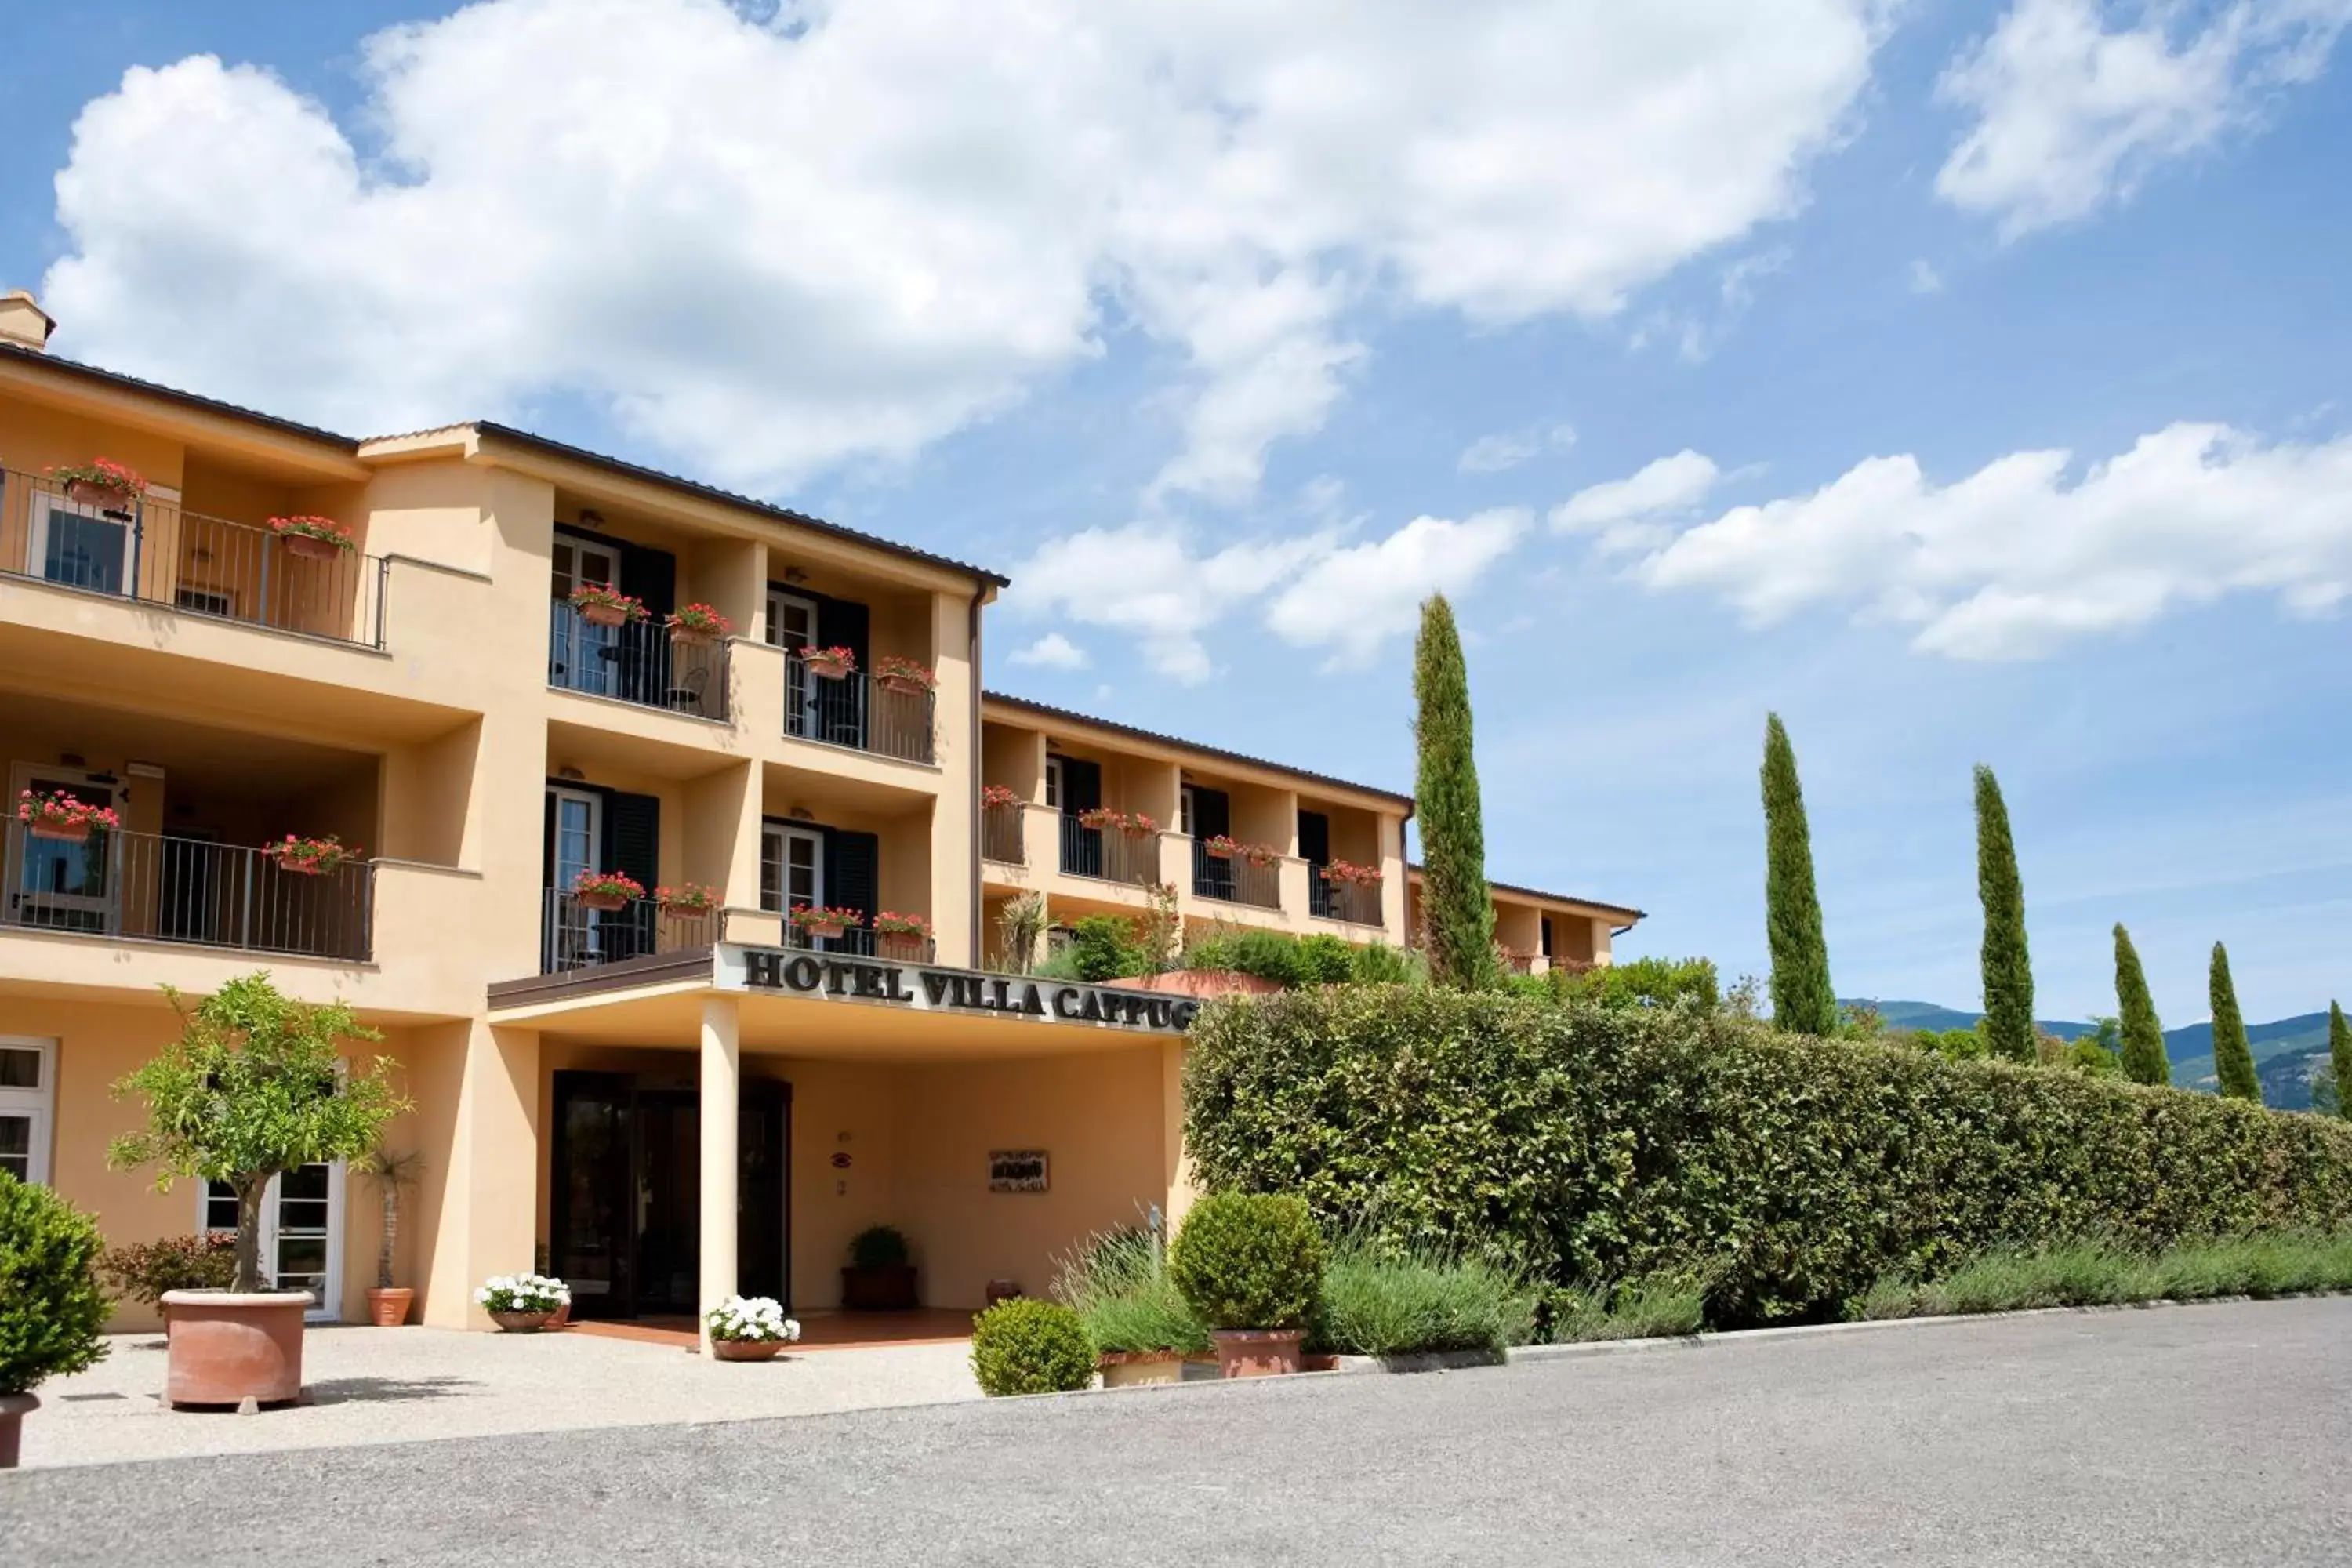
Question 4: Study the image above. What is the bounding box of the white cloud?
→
[1936,0,2352,238]
[42,0,1885,498]
[1459,424,1577,475]
[1265,509,1532,666]
[1614,423,2352,659]
[1549,450,1722,552]
[1909,258,1945,294]
[1007,632,1090,671]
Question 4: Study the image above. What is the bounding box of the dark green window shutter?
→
[543,789,558,887]
[1298,809,1330,866]
[602,790,661,892]
[1058,757,1102,814]
[815,593,869,668]
[823,829,880,949]
[1192,787,1231,839]
[623,543,677,622]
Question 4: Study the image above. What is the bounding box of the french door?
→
[760,822,824,945]
[5,763,125,935]
[202,1163,345,1321]
[768,590,824,740]
[550,537,624,697]
[545,786,608,970]
[0,1037,56,1185]
[29,489,135,594]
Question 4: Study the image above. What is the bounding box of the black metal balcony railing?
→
[1311,869,1383,927]
[548,602,731,720]
[541,889,716,973]
[1192,842,1282,911]
[783,655,935,764]
[981,800,1025,865]
[1058,814,1157,887]
[3,822,372,961]
[1,467,387,648]
[781,922,938,964]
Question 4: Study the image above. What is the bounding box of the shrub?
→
[1856,1232,2352,1319]
[1068,915,1149,982]
[1349,943,1421,985]
[970,1298,1097,1396]
[1551,956,1719,1011]
[1294,934,1358,986]
[0,1171,111,1394]
[848,1225,909,1269]
[1310,1236,1536,1356]
[1548,1275,1709,1343]
[1182,985,2352,1327]
[97,1232,236,1306]
[1169,1191,1327,1330]
[1053,1227,1210,1356]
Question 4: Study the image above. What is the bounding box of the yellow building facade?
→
[0,292,1638,1333]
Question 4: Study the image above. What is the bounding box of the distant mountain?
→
[1853,1000,2337,1105]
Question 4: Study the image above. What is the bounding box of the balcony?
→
[1311,869,1383,927]
[782,653,935,765]
[1058,814,1156,889]
[548,603,731,721]
[981,799,1025,864]
[1192,841,1281,911]
[4,822,373,962]
[539,891,938,975]
[2,468,387,648]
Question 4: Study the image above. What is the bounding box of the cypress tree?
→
[2209,942,2259,1102]
[1413,594,1497,989]
[2112,923,2169,1086]
[1760,713,1836,1036]
[1974,764,2036,1062]
[2332,1002,2352,1122]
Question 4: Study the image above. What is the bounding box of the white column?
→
[698,996,741,1353]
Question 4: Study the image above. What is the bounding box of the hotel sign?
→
[717,946,1199,1035]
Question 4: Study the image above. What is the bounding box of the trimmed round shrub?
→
[969,1298,1097,1396]
[0,1171,111,1395]
[1169,1191,1327,1330]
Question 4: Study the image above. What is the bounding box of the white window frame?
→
[1044,757,1065,812]
[198,1162,347,1322]
[1179,785,1197,837]
[546,786,604,888]
[0,1036,56,1186]
[7,761,128,933]
[760,822,825,914]
[765,590,818,652]
[27,488,136,593]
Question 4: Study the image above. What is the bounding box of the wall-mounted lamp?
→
[782,566,810,585]
[788,804,815,821]
[576,508,605,528]
[557,765,586,782]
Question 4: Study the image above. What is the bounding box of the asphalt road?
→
[7,1297,2349,1566]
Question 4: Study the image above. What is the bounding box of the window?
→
[765,590,818,652]
[1179,786,1196,837]
[546,788,603,891]
[550,537,624,697]
[28,490,134,594]
[0,1038,56,1185]
[200,1163,344,1321]
[7,763,125,935]
[175,584,236,618]
[1044,757,1064,811]
[1541,916,1555,960]
[760,823,824,913]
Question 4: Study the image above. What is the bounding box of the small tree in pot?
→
[0,1172,111,1468]
[1168,1192,1327,1378]
[360,1145,426,1326]
[107,974,410,1408]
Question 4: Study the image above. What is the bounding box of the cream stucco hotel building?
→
[0,291,1639,1331]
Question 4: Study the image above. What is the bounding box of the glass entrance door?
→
[201,1163,344,1320]
[6,764,123,935]
[30,491,135,593]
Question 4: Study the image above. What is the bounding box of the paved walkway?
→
[17,1319,980,1469]
[7,1298,2347,1565]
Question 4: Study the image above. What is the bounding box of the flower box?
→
[265,835,354,876]
[47,459,147,511]
[1240,844,1281,868]
[980,784,1022,811]
[1077,808,1123,833]
[874,655,936,696]
[571,869,644,913]
[1203,835,1240,860]
[16,789,118,843]
[656,882,718,918]
[801,646,858,681]
[666,604,732,645]
[1120,813,1160,839]
[268,515,356,561]
[1322,858,1381,887]
[570,585,646,628]
[790,905,864,942]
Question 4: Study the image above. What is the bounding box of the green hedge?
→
[1181,987,2352,1326]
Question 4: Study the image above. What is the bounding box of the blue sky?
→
[4,0,2349,1025]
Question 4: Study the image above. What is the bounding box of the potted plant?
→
[1203,834,1240,860]
[980,783,1022,812]
[96,1233,237,1326]
[666,603,732,645]
[1120,812,1160,838]
[106,975,409,1409]
[1055,1225,1210,1389]
[267,515,356,561]
[874,655,936,697]
[1077,807,1123,833]
[360,1145,425,1327]
[572,869,644,913]
[0,1172,111,1468]
[1168,1192,1327,1379]
[656,881,719,918]
[1323,858,1380,887]
[704,1294,801,1361]
[476,1273,570,1332]
[45,458,146,510]
[873,910,931,956]
[569,583,646,628]
[532,1243,572,1327]
[968,1298,1097,1396]
[790,904,862,943]
[801,644,858,681]
[264,834,356,876]
[1240,842,1282,869]
[840,1225,919,1310]
[17,789,118,844]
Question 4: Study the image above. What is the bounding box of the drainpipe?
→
[967,586,986,969]
[1399,799,1417,949]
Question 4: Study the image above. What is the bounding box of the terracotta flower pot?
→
[1210,1328,1304,1379]
[25,817,89,843]
[804,656,853,681]
[1098,1352,1185,1388]
[0,1392,38,1469]
[710,1338,786,1363]
[158,1290,310,1409]
[280,532,343,561]
[64,480,133,509]
[490,1308,556,1333]
[1204,844,1234,859]
[579,601,630,628]
[546,1300,571,1329]
[800,920,846,941]
[272,858,329,877]
[578,891,629,913]
[877,674,929,697]
[670,626,715,647]
[840,1263,919,1310]
[365,1287,414,1327]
